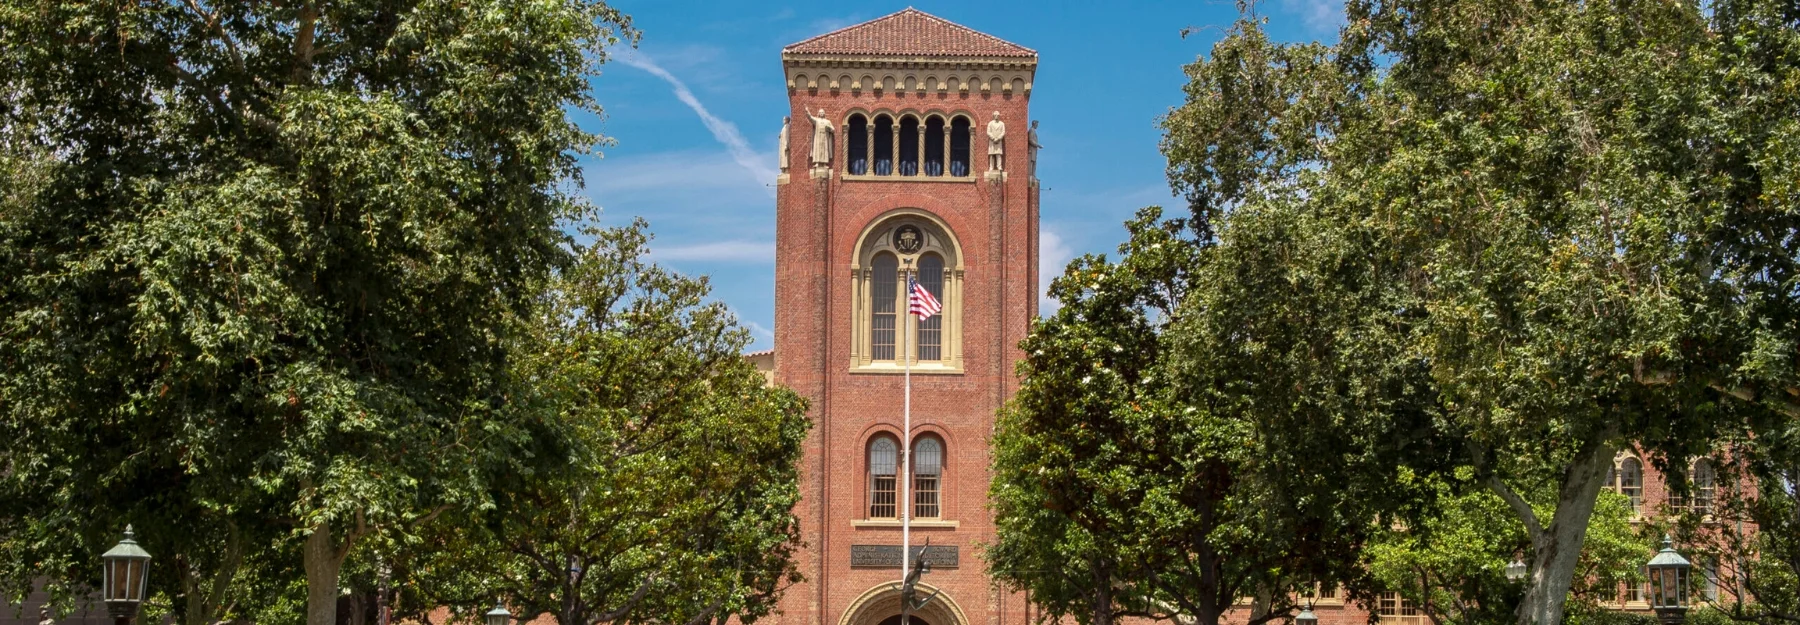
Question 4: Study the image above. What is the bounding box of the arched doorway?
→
[838,582,969,625]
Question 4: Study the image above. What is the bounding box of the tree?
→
[990,208,1385,625]
[394,222,810,625]
[1159,1,1800,623]
[0,3,635,625]
[1364,470,1649,625]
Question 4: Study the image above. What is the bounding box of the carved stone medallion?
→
[893,225,924,254]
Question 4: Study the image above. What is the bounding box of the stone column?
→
[889,124,899,176]
[942,125,952,177]
[916,125,927,176]
[865,125,874,176]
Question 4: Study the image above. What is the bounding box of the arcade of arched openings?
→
[845,112,975,178]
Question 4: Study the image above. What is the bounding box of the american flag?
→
[908,276,942,319]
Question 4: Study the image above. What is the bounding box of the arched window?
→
[899,115,920,176]
[869,437,898,519]
[924,116,946,176]
[851,213,964,373]
[1670,458,1718,515]
[847,114,869,175]
[870,253,898,361]
[1619,457,1643,513]
[873,115,894,175]
[917,253,945,361]
[913,437,943,519]
[950,117,971,176]
[1692,459,1717,515]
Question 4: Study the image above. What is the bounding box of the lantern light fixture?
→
[1294,604,1318,625]
[485,602,512,625]
[1505,555,1528,582]
[1647,535,1692,624]
[101,526,152,624]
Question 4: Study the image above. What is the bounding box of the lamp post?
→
[1505,555,1528,582]
[1647,535,1692,625]
[101,526,152,625]
[485,603,512,625]
[1294,603,1318,625]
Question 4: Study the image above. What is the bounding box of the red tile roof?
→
[783,8,1036,59]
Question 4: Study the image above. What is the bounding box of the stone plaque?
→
[850,544,959,569]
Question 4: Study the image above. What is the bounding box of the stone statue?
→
[1027,120,1041,177]
[38,606,52,625]
[807,108,834,167]
[986,111,1006,172]
[778,116,790,172]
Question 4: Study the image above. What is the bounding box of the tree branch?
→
[1485,473,1544,541]
[589,575,656,625]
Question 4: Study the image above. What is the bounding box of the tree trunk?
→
[1512,438,1615,625]
[1089,558,1113,625]
[306,523,348,625]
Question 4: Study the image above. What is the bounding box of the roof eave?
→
[782,52,1038,68]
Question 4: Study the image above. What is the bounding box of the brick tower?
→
[770,9,1039,625]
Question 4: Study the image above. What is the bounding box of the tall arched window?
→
[913,437,943,519]
[871,254,898,361]
[917,253,944,361]
[1692,459,1717,515]
[899,115,920,176]
[924,116,946,176]
[1619,457,1643,513]
[873,115,894,175]
[950,117,971,176]
[1670,458,1718,515]
[847,114,869,175]
[851,213,964,373]
[869,437,898,519]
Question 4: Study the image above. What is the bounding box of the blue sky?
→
[575,1,1345,350]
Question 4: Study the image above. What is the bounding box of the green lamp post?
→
[101,526,152,625]
[485,603,512,625]
[1647,535,1692,625]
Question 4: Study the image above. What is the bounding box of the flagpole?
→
[900,261,913,621]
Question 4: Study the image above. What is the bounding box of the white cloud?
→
[617,51,778,196]
[1280,0,1346,33]
[1038,228,1076,315]
[650,240,774,263]
[743,320,776,342]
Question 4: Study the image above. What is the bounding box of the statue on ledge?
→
[807,109,834,167]
[986,111,1006,172]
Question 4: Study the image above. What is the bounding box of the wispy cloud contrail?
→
[618,51,778,196]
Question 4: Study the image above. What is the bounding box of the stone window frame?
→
[867,434,900,520]
[1605,452,1646,516]
[849,209,965,375]
[1376,592,1426,624]
[1669,456,1719,518]
[841,108,979,182]
[911,434,945,520]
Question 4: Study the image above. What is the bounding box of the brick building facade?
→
[765,9,1039,625]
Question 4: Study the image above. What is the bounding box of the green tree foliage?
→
[394,223,810,625]
[0,2,634,625]
[990,208,1386,625]
[1365,469,1649,625]
[1157,1,1800,623]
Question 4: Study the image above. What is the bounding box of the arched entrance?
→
[838,582,970,625]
